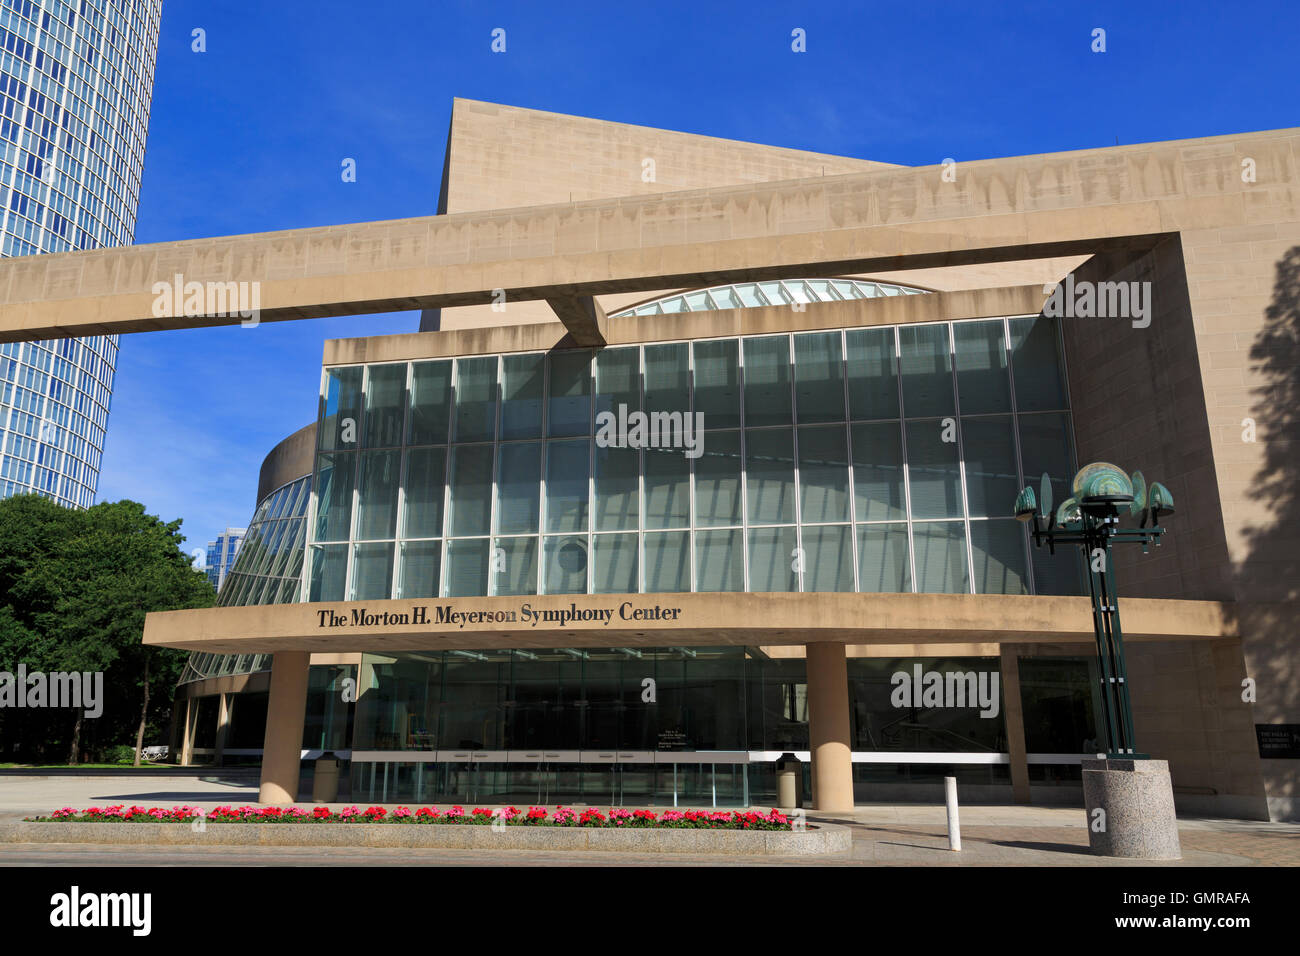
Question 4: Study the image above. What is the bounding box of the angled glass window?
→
[692,339,740,429]
[500,354,544,440]
[282,480,307,521]
[363,363,406,447]
[757,282,789,306]
[1018,411,1075,519]
[495,442,541,535]
[644,531,690,592]
[398,540,441,599]
[351,542,394,600]
[612,279,929,318]
[445,538,490,597]
[308,543,348,602]
[448,444,493,537]
[544,535,588,594]
[970,520,1029,595]
[851,422,906,521]
[913,522,968,594]
[547,350,592,437]
[454,357,498,443]
[594,347,640,421]
[319,366,363,450]
[695,529,742,592]
[794,331,845,423]
[899,323,954,418]
[962,416,1018,518]
[905,419,963,519]
[493,536,538,596]
[743,336,792,427]
[749,525,798,592]
[594,444,638,532]
[314,452,355,542]
[356,450,400,540]
[846,327,899,421]
[545,439,589,533]
[267,485,291,520]
[694,429,742,527]
[593,533,637,594]
[857,524,911,593]
[644,342,689,418]
[798,424,850,524]
[954,320,1011,415]
[803,524,853,592]
[644,444,690,529]
[1010,315,1068,411]
[409,360,452,445]
[746,427,795,525]
[1032,539,1085,596]
[403,447,446,538]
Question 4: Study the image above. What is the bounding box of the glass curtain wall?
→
[349,649,1097,806]
[219,475,312,608]
[308,316,1082,601]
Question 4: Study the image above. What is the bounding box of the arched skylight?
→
[610,277,929,317]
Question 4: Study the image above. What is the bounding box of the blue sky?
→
[96,0,1299,560]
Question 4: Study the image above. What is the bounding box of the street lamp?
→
[1014,462,1175,758]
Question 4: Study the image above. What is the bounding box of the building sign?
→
[1255,724,1300,759]
[315,601,684,631]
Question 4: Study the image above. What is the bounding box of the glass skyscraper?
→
[205,526,247,592]
[0,0,161,508]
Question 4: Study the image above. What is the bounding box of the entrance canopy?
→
[143,592,1238,654]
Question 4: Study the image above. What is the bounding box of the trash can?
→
[312,753,340,803]
[776,752,803,809]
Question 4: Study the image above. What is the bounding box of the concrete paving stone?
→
[1,775,1296,866]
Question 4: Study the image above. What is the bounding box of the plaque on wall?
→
[657,729,687,751]
[1255,724,1300,758]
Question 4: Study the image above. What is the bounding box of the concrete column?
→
[213,693,232,766]
[259,652,311,805]
[180,695,195,766]
[1000,646,1032,803]
[806,642,854,813]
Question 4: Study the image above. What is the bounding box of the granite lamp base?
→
[1081,758,1182,860]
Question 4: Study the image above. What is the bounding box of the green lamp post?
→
[1014,462,1176,758]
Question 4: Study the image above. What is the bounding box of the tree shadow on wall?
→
[1243,246,1300,603]
[1239,246,1300,711]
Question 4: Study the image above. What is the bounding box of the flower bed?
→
[31,804,793,831]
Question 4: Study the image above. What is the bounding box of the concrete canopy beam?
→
[141,592,1240,655]
[545,294,606,345]
[0,125,1292,344]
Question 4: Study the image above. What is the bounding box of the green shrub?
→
[102,745,137,765]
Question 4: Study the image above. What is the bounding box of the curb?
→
[0,821,851,856]
[0,769,259,778]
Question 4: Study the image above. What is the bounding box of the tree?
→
[0,495,216,764]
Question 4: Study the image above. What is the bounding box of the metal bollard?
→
[945,776,961,852]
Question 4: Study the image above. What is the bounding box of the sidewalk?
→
[2,774,1296,866]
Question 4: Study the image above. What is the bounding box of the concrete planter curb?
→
[0,821,850,856]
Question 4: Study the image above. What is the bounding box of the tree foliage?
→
[0,495,215,763]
